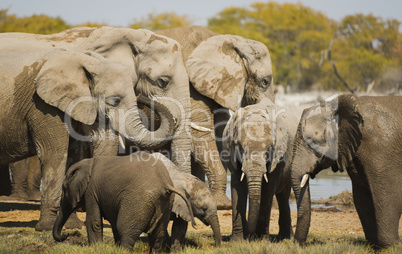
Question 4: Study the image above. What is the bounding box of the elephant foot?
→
[213,192,232,210]
[64,213,85,229]
[9,192,29,201]
[230,233,246,242]
[35,214,57,231]
[27,191,41,202]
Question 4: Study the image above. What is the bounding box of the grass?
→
[0,226,401,254]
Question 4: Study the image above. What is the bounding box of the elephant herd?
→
[0,26,400,251]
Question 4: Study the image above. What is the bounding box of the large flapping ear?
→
[186,35,272,111]
[64,158,94,209]
[35,51,101,125]
[332,94,364,172]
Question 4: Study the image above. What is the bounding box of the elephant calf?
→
[53,152,195,252]
[151,153,221,249]
[222,97,297,241]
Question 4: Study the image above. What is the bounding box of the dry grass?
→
[0,200,401,253]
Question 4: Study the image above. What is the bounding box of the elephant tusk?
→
[300,174,310,188]
[191,122,213,132]
[240,172,245,182]
[264,173,268,183]
[118,135,126,150]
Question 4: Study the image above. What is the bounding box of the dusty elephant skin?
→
[222,98,297,241]
[291,94,402,249]
[151,153,221,250]
[53,152,195,252]
[156,26,276,210]
[0,27,183,231]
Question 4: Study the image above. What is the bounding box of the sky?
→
[1,0,401,27]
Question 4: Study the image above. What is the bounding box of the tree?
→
[0,9,70,34]
[129,12,193,31]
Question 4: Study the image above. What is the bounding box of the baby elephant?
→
[151,153,221,250]
[53,152,195,252]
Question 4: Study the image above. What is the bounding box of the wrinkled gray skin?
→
[9,156,41,201]
[222,98,297,241]
[0,27,182,231]
[291,94,402,249]
[53,152,195,252]
[156,26,276,210]
[151,153,221,249]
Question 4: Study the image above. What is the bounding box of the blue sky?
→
[1,0,401,27]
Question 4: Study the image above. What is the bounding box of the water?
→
[225,172,352,210]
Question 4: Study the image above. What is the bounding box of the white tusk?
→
[240,172,245,182]
[264,173,268,183]
[191,122,213,132]
[118,135,126,150]
[300,174,309,188]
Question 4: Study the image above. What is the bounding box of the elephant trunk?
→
[53,200,72,242]
[246,169,263,236]
[206,214,221,247]
[122,95,175,150]
[290,142,316,243]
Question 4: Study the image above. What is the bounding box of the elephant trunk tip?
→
[53,232,69,242]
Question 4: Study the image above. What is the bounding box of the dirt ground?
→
[1,197,399,240]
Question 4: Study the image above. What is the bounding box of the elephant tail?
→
[167,186,196,228]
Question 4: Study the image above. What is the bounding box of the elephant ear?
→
[186,35,273,111]
[35,51,100,125]
[332,94,364,172]
[270,109,289,173]
[64,158,94,208]
[172,191,193,222]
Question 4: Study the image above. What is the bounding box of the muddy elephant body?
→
[156,26,276,209]
[53,152,194,252]
[222,98,296,240]
[0,27,184,230]
[291,94,402,248]
[151,153,221,249]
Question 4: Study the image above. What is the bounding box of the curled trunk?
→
[53,202,73,242]
[123,95,175,150]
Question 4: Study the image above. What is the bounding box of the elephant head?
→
[53,158,93,242]
[186,34,275,111]
[35,50,175,149]
[291,94,363,243]
[223,98,291,236]
[88,28,191,171]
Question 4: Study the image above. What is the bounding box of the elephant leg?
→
[352,182,378,246]
[27,156,41,201]
[171,217,188,250]
[230,170,248,241]
[148,210,171,253]
[9,159,29,200]
[275,184,293,240]
[86,201,104,245]
[190,88,230,210]
[0,164,11,196]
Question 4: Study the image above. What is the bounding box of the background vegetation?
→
[1,1,401,92]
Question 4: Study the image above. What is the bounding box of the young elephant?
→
[222,98,297,241]
[151,153,221,249]
[53,152,195,252]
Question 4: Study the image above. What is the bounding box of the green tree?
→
[0,9,70,34]
[129,12,193,31]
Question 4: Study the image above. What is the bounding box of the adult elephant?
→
[0,27,187,231]
[291,94,402,248]
[156,26,275,209]
[222,98,296,241]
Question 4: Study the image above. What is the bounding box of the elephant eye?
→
[106,96,121,107]
[260,75,272,88]
[156,77,170,89]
